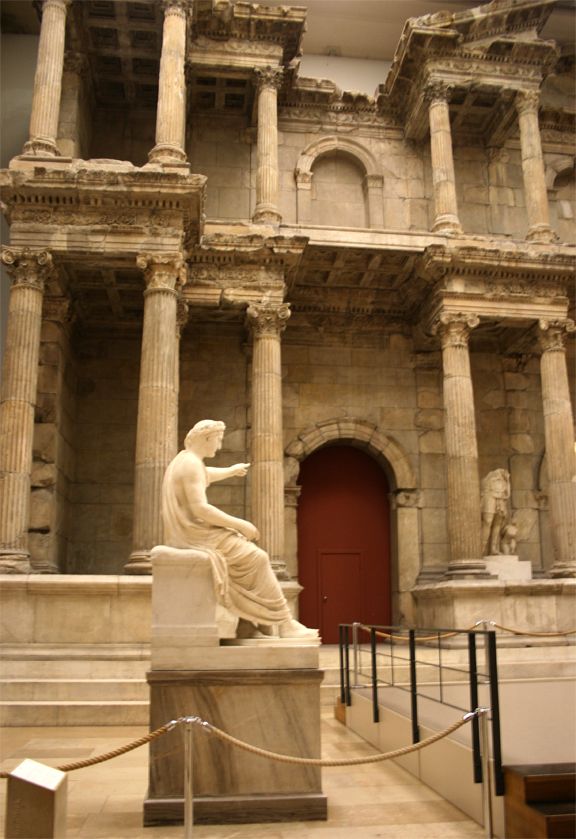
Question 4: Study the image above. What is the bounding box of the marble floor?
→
[0,710,485,839]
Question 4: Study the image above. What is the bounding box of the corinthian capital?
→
[161,0,190,16]
[254,66,284,92]
[424,80,454,105]
[1,247,54,291]
[137,253,187,292]
[432,311,480,348]
[247,301,291,337]
[41,0,72,14]
[515,89,540,116]
[537,319,575,354]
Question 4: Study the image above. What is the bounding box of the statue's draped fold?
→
[161,451,291,625]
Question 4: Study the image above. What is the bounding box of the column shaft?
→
[538,320,576,576]
[253,68,282,225]
[149,0,188,164]
[426,83,462,234]
[24,0,70,156]
[0,249,52,572]
[125,255,183,574]
[516,91,555,243]
[247,302,290,578]
[436,313,486,577]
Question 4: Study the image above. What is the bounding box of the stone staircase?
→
[0,643,342,726]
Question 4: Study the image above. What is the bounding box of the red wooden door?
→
[297,445,391,643]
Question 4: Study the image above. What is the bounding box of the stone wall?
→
[90,107,156,167]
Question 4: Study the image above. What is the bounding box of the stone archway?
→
[284,418,421,624]
[294,137,384,228]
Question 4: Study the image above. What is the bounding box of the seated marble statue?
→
[161,419,317,639]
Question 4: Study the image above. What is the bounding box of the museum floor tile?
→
[0,709,484,839]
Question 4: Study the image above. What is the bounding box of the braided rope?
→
[358,624,470,643]
[356,622,576,642]
[491,622,576,637]
[0,711,481,777]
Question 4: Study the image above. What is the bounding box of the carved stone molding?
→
[137,253,186,292]
[432,312,480,348]
[254,66,284,92]
[392,490,422,509]
[515,89,540,116]
[424,80,454,105]
[1,247,54,291]
[537,319,575,354]
[176,296,189,336]
[246,301,291,336]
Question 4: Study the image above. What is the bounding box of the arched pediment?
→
[285,417,417,490]
[295,136,380,182]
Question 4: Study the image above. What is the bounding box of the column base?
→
[432,216,463,235]
[0,551,31,574]
[548,562,576,579]
[444,560,493,580]
[21,137,60,157]
[253,205,282,225]
[124,551,152,575]
[416,566,447,584]
[148,143,187,165]
[526,224,559,244]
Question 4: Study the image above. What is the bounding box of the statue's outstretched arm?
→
[206,463,250,484]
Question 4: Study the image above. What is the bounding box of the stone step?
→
[0,700,150,727]
[0,678,148,701]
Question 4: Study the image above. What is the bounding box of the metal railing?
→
[339,622,504,796]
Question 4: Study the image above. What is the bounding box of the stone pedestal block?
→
[5,759,67,839]
[144,664,327,825]
[484,555,532,582]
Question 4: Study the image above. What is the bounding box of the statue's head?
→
[184,420,226,451]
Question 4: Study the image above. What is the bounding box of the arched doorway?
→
[297,444,391,643]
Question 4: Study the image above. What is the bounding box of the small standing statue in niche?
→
[161,419,318,639]
[480,468,513,556]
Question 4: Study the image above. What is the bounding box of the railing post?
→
[370,627,380,723]
[352,621,359,686]
[487,631,504,795]
[184,719,194,837]
[479,709,495,839]
[344,624,352,706]
[468,631,482,783]
[409,629,420,743]
[339,625,346,705]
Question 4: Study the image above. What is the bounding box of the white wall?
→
[300,54,391,95]
[0,35,38,378]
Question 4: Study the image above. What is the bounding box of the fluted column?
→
[434,312,487,578]
[247,301,290,579]
[516,90,556,243]
[253,67,283,225]
[148,0,189,165]
[23,0,71,156]
[0,248,53,573]
[425,82,462,235]
[537,319,576,577]
[125,254,185,574]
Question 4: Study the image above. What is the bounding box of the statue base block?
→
[144,664,327,825]
[484,555,532,581]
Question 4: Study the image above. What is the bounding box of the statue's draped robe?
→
[161,451,290,625]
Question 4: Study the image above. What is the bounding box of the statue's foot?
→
[279,619,319,639]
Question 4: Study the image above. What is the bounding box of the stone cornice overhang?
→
[417,241,575,327]
[192,0,306,67]
[0,163,207,256]
[185,228,308,309]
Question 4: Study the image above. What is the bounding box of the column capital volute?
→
[1,246,54,291]
[40,0,72,14]
[254,66,284,93]
[431,311,480,347]
[246,301,291,337]
[515,89,540,116]
[537,318,575,353]
[137,253,187,292]
[424,80,454,106]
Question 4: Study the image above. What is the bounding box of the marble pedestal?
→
[484,554,532,581]
[146,545,326,825]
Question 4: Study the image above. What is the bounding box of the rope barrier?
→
[491,622,576,637]
[355,621,576,643]
[0,709,484,777]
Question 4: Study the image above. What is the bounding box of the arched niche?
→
[545,154,576,244]
[294,137,384,229]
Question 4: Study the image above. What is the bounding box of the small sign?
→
[5,759,67,839]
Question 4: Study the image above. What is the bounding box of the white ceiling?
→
[264,0,576,61]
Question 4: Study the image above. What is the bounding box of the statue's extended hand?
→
[237,520,259,541]
[232,462,250,477]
